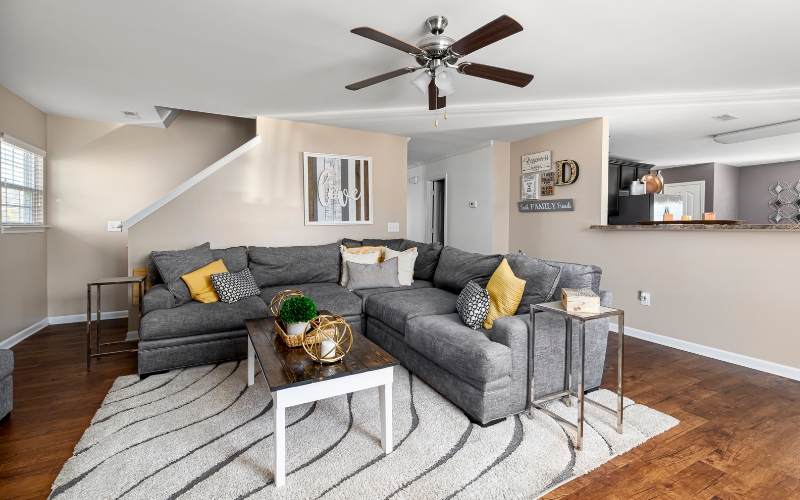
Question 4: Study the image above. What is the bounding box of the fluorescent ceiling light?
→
[714,118,800,144]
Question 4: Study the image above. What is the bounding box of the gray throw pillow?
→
[346,258,401,291]
[433,246,502,295]
[520,251,602,298]
[403,240,444,281]
[151,242,215,306]
[506,252,562,315]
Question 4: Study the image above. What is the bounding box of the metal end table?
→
[528,301,624,450]
[86,276,146,371]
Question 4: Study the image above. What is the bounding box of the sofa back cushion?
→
[363,238,405,251]
[519,251,602,298]
[148,245,248,286]
[211,246,248,273]
[403,240,444,281]
[433,246,502,294]
[506,252,562,315]
[151,242,215,306]
[248,242,341,287]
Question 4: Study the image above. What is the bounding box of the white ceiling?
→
[2,0,800,166]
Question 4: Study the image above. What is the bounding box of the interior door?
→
[664,181,705,220]
[431,180,445,244]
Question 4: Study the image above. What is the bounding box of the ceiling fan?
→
[345,15,533,124]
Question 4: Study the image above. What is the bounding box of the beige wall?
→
[491,141,511,254]
[46,112,255,317]
[0,85,48,343]
[509,118,798,370]
[128,117,408,271]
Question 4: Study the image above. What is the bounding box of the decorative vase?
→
[286,322,309,335]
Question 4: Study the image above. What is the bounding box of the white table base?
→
[248,338,393,488]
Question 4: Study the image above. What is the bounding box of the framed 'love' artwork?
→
[303,152,373,225]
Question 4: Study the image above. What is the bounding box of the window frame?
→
[0,133,47,234]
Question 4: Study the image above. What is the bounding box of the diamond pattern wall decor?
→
[768,181,800,224]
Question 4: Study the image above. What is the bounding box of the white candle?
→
[320,340,337,359]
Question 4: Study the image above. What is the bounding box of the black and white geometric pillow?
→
[456,281,491,330]
[210,269,260,304]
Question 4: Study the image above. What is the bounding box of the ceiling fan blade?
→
[345,67,420,91]
[448,15,523,57]
[457,62,533,87]
[351,27,427,56]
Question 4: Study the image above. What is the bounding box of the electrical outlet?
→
[108,221,122,232]
[388,222,400,233]
[639,290,651,306]
[469,201,478,208]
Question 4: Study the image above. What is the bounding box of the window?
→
[1,134,45,227]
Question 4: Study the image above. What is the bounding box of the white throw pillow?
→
[340,246,380,287]
[383,247,418,286]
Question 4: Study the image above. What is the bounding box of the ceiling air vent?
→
[712,114,738,121]
[121,110,141,119]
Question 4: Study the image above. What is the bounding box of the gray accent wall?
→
[713,163,739,220]
[738,160,800,224]
[659,162,715,213]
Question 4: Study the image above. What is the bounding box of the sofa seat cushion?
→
[139,296,269,341]
[259,282,363,318]
[365,287,458,334]
[405,313,512,383]
[352,279,434,311]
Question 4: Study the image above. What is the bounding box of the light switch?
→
[388,222,400,233]
[108,221,122,232]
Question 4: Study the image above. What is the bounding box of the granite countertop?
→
[591,224,800,231]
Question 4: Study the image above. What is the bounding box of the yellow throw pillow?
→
[181,259,229,303]
[483,258,526,329]
[344,245,385,262]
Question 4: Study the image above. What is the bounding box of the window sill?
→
[1,226,50,234]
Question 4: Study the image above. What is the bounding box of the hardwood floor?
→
[0,319,137,500]
[1,320,799,499]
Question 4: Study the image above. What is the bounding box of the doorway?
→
[426,176,447,244]
[664,180,706,220]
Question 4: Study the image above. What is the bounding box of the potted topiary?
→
[280,296,318,335]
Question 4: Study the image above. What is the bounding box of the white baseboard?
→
[49,310,128,325]
[0,318,49,349]
[610,323,800,382]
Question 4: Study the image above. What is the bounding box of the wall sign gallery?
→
[519,150,578,212]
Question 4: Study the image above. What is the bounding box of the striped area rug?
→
[49,362,678,499]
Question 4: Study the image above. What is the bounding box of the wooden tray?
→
[636,220,746,225]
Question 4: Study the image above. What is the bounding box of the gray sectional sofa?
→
[140,239,611,425]
[0,349,13,424]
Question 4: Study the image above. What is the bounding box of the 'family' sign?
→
[518,199,574,212]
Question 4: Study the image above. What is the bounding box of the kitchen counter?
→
[591,224,800,231]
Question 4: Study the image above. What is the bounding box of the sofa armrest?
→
[488,314,530,414]
[142,284,175,316]
[600,289,613,307]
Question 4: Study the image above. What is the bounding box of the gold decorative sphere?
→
[270,289,304,318]
[302,314,353,363]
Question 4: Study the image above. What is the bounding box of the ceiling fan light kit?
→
[347,14,533,125]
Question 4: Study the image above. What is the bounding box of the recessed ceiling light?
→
[121,110,141,119]
[712,114,738,121]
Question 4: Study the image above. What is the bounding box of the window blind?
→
[1,135,45,226]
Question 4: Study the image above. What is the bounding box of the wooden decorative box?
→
[561,288,600,313]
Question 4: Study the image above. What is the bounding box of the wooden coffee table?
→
[244,313,398,488]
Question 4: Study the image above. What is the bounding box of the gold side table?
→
[86,276,146,371]
[528,301,624,450]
